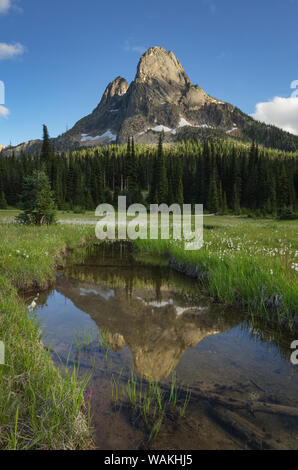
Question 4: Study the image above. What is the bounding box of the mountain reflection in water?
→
[55,272,236,380]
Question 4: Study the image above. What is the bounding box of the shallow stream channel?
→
[32,243,298,450]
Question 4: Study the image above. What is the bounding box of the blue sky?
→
[0,0,298,146]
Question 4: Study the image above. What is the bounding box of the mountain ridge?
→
[2,46,298,155]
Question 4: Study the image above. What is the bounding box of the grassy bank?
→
[134,217,298,328]
[0,209,99,224]
[0,223,94,450]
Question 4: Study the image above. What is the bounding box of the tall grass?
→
[134,217,298,326]
[0,224,94,291]
[110,370,191,442]
[0,223,94,450]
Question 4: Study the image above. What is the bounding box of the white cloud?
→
[130,45,146,54]
[251,96,298,136]
[0,0,21,14]
[0,42,25,60]
[0,105,10,117]
[0,0,12,14]
[124,41,146,54]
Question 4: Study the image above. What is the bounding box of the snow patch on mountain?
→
[81,130,117,142]
[226,127,238,134]
[151,125,173,133]
[178,117,193,127]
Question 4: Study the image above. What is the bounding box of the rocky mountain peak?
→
[101,76,129,104]
[136,46,191,87]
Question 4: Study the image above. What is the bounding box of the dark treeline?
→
[0,127,297,215]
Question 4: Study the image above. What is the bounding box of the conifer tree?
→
[17,170,56,225]
[156,133,168,204]
[41,124,55,185]
[233,184,241,215]
[127,137,140,204]
[0,166,7,209]
[41,125,54,162]
[277,163,290,210]
[0,191,7,209]
[221,192,228,215]
[176,166,184,207]
[208,167,219,213]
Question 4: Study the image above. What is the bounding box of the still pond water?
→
[33,244,298,450]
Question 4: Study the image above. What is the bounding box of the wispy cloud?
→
[123,41,146,55]
[251,96,298,136]
[0,42,25,60]
[0,0,22,15]
[0,105,10,118]
[0,0,11,14]
[202,0,217,14]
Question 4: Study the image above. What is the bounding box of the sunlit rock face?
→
[55,272,235,380]
[101,77,129,102]
[51,46,241,149]
[136,47,191,87]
